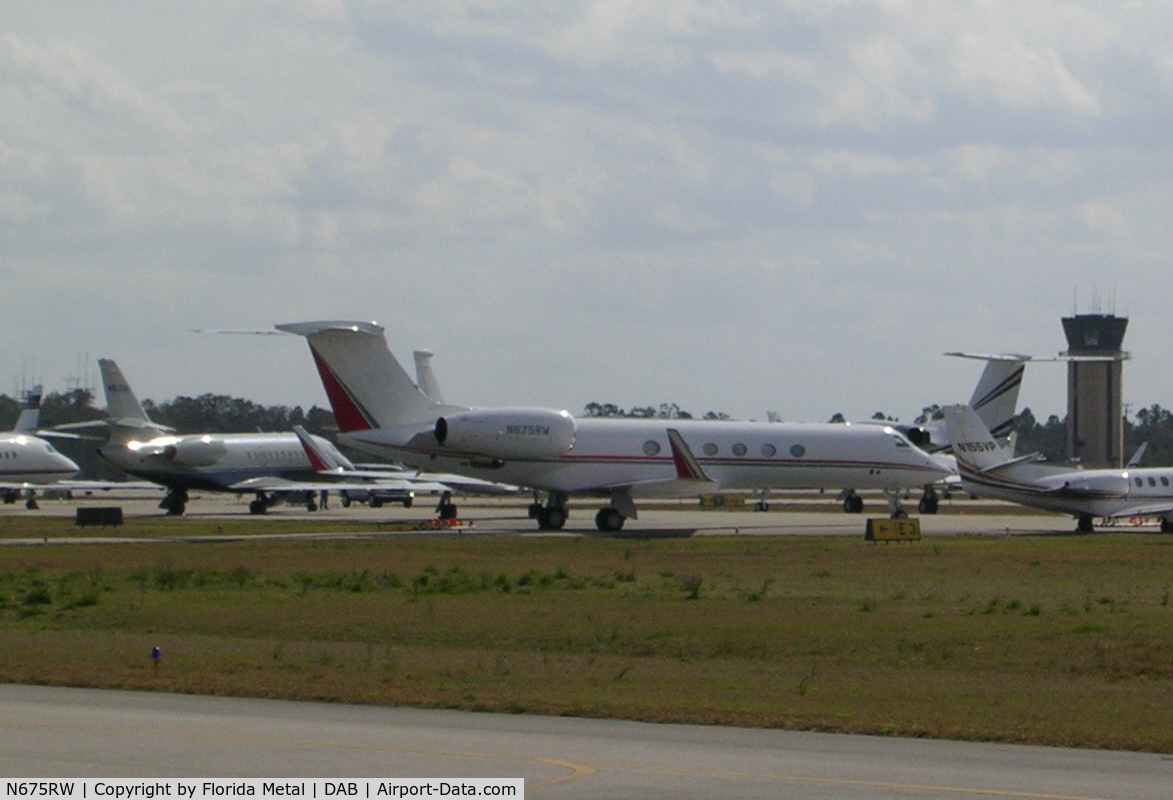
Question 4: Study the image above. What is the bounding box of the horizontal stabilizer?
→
[974,452,1045,476]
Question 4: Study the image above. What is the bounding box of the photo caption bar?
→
[2,781,523,800]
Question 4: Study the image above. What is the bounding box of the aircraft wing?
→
[398,471,520,495]
[229,476,452,495]
[1105,501,1173,518]
[47,480,165,492]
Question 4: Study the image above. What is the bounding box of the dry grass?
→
[1,522,1171,752]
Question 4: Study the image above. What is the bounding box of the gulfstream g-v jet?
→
[277,320,954,531]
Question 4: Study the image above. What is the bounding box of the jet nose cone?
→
[930,454,957,478]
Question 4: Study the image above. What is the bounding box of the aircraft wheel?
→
[340,493,351,508]
[891,508,909,520]
[538,506,567,530]
[1076,514,1095,533]
[248,499,268,515]
[918,497,939,514]
[439,503,458,519]
[754,501,769,512]
[843,495,864,514]
[527,502,542,519]
[369,496,384,508]
[595,508,625,531]
[403,497,413,508]
[1162,518,1173,533]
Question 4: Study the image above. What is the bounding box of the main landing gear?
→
[840,490,865,514]
[160,488,188,516]
[527,492,630,532]
[840,488,932,518]
[528,492,569,530]
[248,492,278,514]
[917,485,941,515]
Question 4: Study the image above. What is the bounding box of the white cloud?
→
[0,1,1172,424]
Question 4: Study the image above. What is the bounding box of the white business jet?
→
[0,385,81,501]
[94,359,436,515]
[276,320,954,531]
[943,404,1173,532]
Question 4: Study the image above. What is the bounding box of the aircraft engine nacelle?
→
[900,426,933,449]
[160,436,227,467]
[434,408,576,460]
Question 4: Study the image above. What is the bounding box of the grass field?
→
[1,516,1170,752]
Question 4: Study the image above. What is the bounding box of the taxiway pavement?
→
[1,685,1169,799]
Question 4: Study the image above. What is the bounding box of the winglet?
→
[293,425,343,473]
[666,429,713,482]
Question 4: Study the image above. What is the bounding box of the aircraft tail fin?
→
[413,350,445,404]
[14,384,42,433]
[942,404,1020,474]
[277,321,454,432]
[1126,441,1149,468]
[98,359,173,441]
[964,354,1029,441]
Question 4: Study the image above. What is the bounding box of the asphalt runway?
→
[1,685,1170,799]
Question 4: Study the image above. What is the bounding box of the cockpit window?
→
[893,434,911,448]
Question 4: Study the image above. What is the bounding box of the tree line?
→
[0,389,336,481]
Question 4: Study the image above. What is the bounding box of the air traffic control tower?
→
[1061,313,1129,467]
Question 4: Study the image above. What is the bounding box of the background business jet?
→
[94,359,443,515]
[0,385,82,504]
[944,404,1173,532]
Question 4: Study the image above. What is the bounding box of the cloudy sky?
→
[2,1,1170,425]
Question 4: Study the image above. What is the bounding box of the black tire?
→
[595,508,624,531]
[539,506,567,530]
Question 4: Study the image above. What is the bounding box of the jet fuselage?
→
[341,417,952,498]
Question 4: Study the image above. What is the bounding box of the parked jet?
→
[277,320,954,531]
[292,424,516,512]
[0,385,82,501]
[842,353,1029,514]
[94,358,435,515]
[943,404,1173,532]
[918,353,1028,449]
